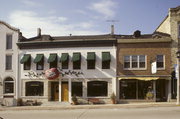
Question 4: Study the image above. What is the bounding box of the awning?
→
[60,53,69,62]
[20,54,31,64]
[118,76,171,81]
[48,54,57,63]
[102,52,111,61]
[33,54,44,63]
[72,53,81,62]
[87,52,95,61]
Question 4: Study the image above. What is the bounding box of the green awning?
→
[87,52,95,61]
[60,53,69,62]
[102,52,111,61]
[20,54,31,64]
[72,53,81,62]
[34,54,44,63]
[48,54,57,63]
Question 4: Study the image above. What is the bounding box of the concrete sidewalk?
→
[0,102,178,111]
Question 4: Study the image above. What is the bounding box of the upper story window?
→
[34,54,44,70]
[60,53,69,69]
[48,54,57,68]
[20,54,31,70]
[156,55,164,69]
[5,55,12,70]
[87,52,96,69]
[124,55,146,69]
[6,34,12,50]
[72,53,81,70]
[102,52,111,69]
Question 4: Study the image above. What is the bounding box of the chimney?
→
[133,30,141,38]
[37,28,41,36]
[111,25,114,35]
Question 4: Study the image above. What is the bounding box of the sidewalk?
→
[0,102,178,111]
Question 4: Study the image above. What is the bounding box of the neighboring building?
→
[117,31,172,102]
[17,29,117,104]
[0,21,20,106]
[156,6,180,99]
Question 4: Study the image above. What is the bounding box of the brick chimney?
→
[37,28,41,36]
[111,25,114,35]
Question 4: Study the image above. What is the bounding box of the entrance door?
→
[156,80,166,102]
[51,82,59,101]
[61,82,69,102]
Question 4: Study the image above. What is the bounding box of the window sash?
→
[156,55,164,69]
[6,34,12,49]
[6,55,12,70]
[124,55,146,69]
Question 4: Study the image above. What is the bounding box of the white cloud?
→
[89,0,117,18]
[20,0,42,7]
[8,10,103,38]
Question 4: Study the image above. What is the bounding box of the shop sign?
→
[151,62,157,74]
[45,68,60,80]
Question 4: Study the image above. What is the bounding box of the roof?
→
[0,20,19,32]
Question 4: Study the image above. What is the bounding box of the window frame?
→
[123,55,146,70]
[6,34,12,50]
[4,77,14,95]
[5,55,12,70]
[25,81,44,96]
[71,82,83,97]
[156,55,165,70]
[62,60,69,69]
[36,60,44,70]
[87,60,95,69]
[24,58,31,70]
[73,61,81,70]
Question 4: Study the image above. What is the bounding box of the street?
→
[0,106,180,119]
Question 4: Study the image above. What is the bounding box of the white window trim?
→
[124,55,147,70]
[3,80,15,95]
[156,55,165,70]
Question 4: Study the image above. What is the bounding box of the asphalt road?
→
[0,106,180,119]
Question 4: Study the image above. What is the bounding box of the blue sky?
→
[0,0,180,38]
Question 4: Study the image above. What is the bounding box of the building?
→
[17,29,117,104]
[117,31,172,102]
[156,6,180,99]
[0,21,20,106]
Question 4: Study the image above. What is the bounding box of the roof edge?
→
[0,20,19,32]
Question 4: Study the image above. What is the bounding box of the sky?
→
[0,0,180,38]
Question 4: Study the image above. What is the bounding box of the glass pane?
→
[26,81,44,96]
[132,55,138,68]
[124,56,130,62]
[157,55,163,62]
[72,82,82,96]
[139,62,145,68]
[132,55,138,62]
[124,62,130,68]
[5,82,14,93]
[139,55,145,62]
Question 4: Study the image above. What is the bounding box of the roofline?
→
[154,15,169,32]
[0,20,19,32]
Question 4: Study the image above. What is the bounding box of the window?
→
[87,61,95,69]
[48,54,57,68]
[72,53,81,70]
[26,81,44,96]
[6,34,12,50]
[124,55,146,69]
[4,77,14,94]
[37,61,44,70]
[156,55,164,69]
[5,55,12,70]
[102,52,111,69]
[72,82,82,96]
[62,61,68,69]
[87,81,108,97]
[124,56,130,68]
[102,61,110,69]
[24,59,31,70]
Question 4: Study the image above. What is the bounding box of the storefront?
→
[119,76,171,102]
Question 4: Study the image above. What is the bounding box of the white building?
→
[0,21,20,106]
[17,30,117,104]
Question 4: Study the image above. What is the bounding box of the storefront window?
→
[26,81,44,96]
[4,77,14,94]
[120,80,153,99]
[71,82,82,96]
[87,81,107,97]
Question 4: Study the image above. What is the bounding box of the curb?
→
[0,103,178,111]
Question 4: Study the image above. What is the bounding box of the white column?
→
[59,79,61,102]
[167,80,171,102]
[177,59,180,105]
[83,79,87,98]
[68,78,72,103]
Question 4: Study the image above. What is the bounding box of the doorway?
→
[51,82,59,101]
[61,82,69,102]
